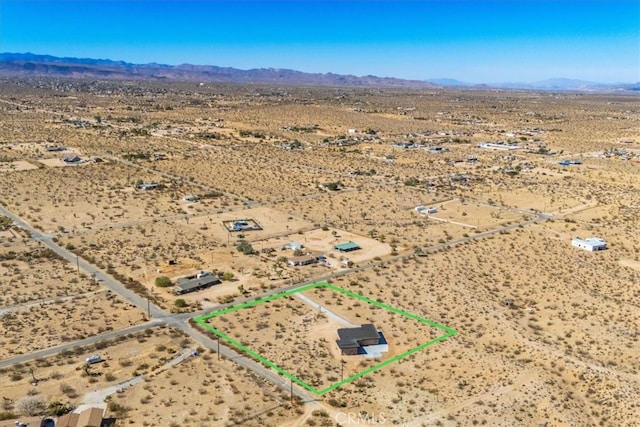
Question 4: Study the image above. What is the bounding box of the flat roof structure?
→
[572,237,607,252]
[334,241,361,252]
[287,255,316,266]
[337,324,380,355]
[175,274,221,295]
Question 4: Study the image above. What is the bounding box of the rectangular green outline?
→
[193,281,456,395]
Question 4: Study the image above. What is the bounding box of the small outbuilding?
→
[572,237,607,252]
[289,241,304,251]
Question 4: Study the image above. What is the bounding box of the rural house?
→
[336,324,380,355]
[174,272,221,295]
[571,237,607,252]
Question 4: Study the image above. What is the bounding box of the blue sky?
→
[1,0,638,83]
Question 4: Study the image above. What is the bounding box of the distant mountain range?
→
[0,52,436,88]
[0,53,637,92]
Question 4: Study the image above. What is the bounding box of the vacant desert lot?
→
[201,283,446,393]
[0,327,301,427]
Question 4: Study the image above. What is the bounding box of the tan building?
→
[56,407,113,427]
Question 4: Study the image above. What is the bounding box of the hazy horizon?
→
[1,0,638,84]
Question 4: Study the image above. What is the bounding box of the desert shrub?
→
[155,276,172,287]
[175,299,187,308]
[404,177,420,186]
[107,401,129,418]
[236,240,253,255]
[60,384,76,398]
[15,395,47,416]
[0,411,16,421]
[326,182,340,191]
[48,401,74,416]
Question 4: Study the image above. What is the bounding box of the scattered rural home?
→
[224,218,262,232]
[287,255,317,267]
[572,237,607,252]
[174,271,221,295]
[46,145,67,152]
[334,241,361,252]
[63,155,83,164]
[279,141,304,150]
[478,142,522,151]
[288,241,304,251]
[183,194,200,202]
[415,206,438,214]
[56,406,115,427]
[559,159,583,166]
[427,146,450,153]
[135,182,160,190]
[336,324,380,356]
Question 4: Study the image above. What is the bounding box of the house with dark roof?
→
[336,324,380,355]
[63,155,83,164]
[174,272,221,295]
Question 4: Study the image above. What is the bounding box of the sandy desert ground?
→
[0,78,639,426]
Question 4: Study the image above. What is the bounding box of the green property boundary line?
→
[193,281,457,395]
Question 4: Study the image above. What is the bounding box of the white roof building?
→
[572,237,607,252]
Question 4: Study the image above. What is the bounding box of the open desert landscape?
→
[1,77,639,426]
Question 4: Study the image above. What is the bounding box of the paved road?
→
[0,95,552,406]
[0,321,160,370]
[0,204,318,403]
[0,205,166,319]
[0,289,107,318]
